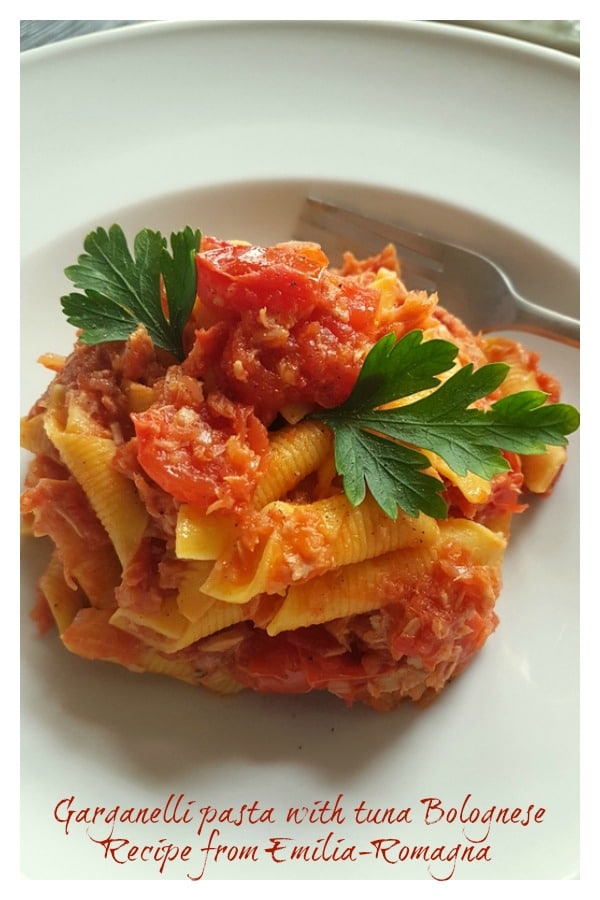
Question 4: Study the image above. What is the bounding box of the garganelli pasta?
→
[20,232,573,711]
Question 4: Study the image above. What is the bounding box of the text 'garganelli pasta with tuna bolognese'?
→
[20,226,579,711]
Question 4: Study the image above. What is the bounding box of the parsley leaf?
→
[57,229,579,522]
[333,425,449,519]
[60,225,201,361]
[314,331,579,519]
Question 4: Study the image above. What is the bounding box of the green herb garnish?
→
[313,331,579,519]
[59,229,579,521]
[61,225,201,361]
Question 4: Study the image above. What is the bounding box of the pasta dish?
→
[20,231,575,711]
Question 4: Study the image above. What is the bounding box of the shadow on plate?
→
[21,536,466,785]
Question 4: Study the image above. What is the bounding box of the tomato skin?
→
[232,632,311,694]
[231,628,369,696]
[196,241,329,319]
[132,392,268,513]
[191,239,387,423]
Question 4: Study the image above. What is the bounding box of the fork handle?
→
[511,292,580,348]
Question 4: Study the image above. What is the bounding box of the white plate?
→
[20,21,579,881]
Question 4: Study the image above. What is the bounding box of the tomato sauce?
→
[21,236,568,711]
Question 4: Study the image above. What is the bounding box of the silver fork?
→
[295,197,579,347]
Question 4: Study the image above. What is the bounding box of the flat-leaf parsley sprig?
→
[57,227,579,521]
[61,225,201,361]
[313,331,579,520]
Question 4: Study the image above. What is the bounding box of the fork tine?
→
[295,197,443,290]
[300,198,445,265]
[294,218,436,290]
[295,197,580,347]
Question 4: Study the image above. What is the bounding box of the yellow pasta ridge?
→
[111,598,248,654]
[176,508,236,561]
[110,596,188,642]
[20,412,49,454]
[170,601,247,651]
[44,412,148,567]
[176,560,225,621]
[108,558,249,653]
[175,421,333,563]
[60,531,122,610]
[437,518,507,566]
[371,266,404,324]
[252,419,333,509]
[266,518,506,636]
[521,445,566,494]
[421,449,492,505]
[267,543,438,636]
[201,493,440,605]
[202,529,287,605]
[39,552,86,634]
[136,652,199,685]
[198,669,245,695]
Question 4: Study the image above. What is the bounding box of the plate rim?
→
[20,17,581,72]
